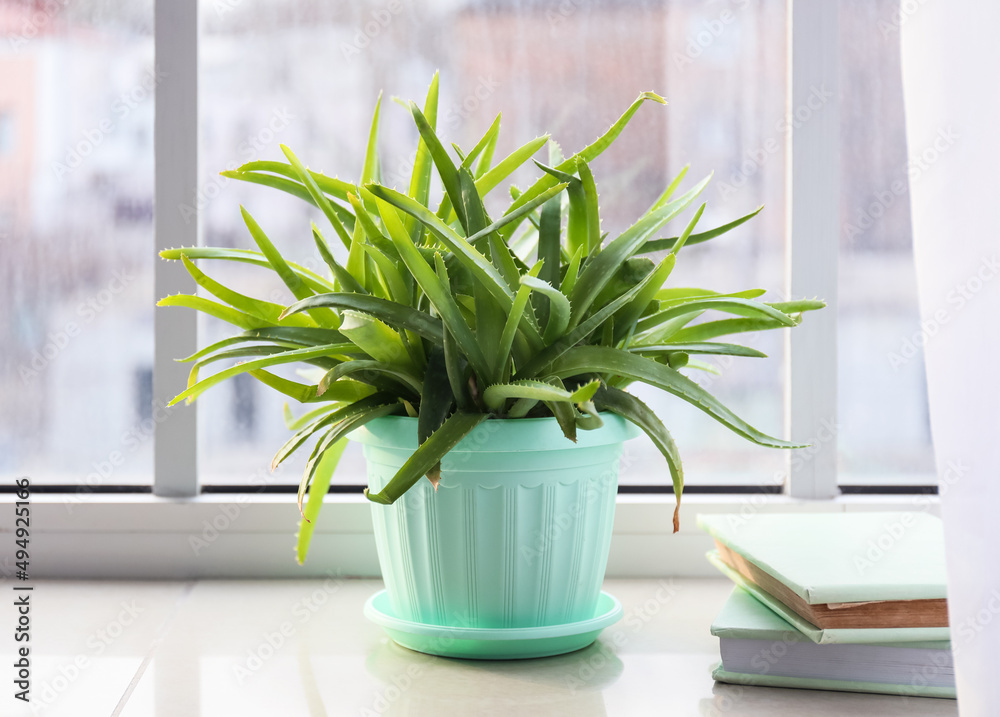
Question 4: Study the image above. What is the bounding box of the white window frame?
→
[12,0,941,578]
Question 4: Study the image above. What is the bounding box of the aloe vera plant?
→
[159,75,823,563]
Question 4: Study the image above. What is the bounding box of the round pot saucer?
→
[363,591,623,660]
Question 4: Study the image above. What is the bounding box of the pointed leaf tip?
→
[640,91,668,105]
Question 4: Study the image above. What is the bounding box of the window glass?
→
[1,1,155,486]
[837,0,936,486]
[197,0,787,487]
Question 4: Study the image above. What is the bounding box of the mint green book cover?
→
[697,512,947,604]
[711,665,957,700]
[710,587,956,699]
[712,584,951,649]
[707,551,952,644]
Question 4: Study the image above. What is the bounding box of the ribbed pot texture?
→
[352,414,638,629]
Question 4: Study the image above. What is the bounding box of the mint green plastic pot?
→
[351,414,639,631]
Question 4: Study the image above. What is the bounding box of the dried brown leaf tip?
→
[426,466,442,491]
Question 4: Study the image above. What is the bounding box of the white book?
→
[711,587,956,699]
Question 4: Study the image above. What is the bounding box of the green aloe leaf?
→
[560,245,584,296]
[487,228,524,294]
[667,352,689,369]
[231,159,358,202]
[157,294,270,331]
[249,369,332,403]
[534,160,588,257]
[159,247,335,293]
[278,146,354,250]
[541,377,581,441]
[594,384,683,532]
[185,345,327,390]
[577,161,602,255]
[242,326,348,346]
[654,164,689,209]
[178,336,261,363]
[336,310,415,371]
[474,117,501,179]
[345,194,396,299]
[416,345,455,486]
[767,299,827,314]
[220,168,358,239]
[361,93,383,186]
[365,412,489,504]
[375,198,491,380]
[284,402,343,431]
[346,210,369,292]
[183,348,332,405]
[367,183,565,309]
[655,287,766,304]
[295,437,349,565]
[499,91,667,238]
[409,101,468,232]
[537,190,562,290]
[340,98,384,289]
[635,297,797,336]
[546,397,578,442]
[640,205,763,254]
[631,342,767,358]
[520,275,570,343]
[179,256,315,328]
[442,320,471,411]
[297,401,400,518]
[368,183,564,352]
[482,378,599,412]
[458,167,506,366]
[418,347,456,444]
[665,316,801,343]
[240,206,340,328]
[368,184,507,299]
[496,262,542,380]
[280,293,443,345]
[474,135,549,198]
[220,169,312,203]
[611,254,676,345]
[516,256,676,379]
[569,175,710,326]
[668,202,705,256]
[360,244,411,306]
[274,393,395,470]
[461,113,502,172]
[548,346,804,449]
[406,73,440,242]
[312,224,366,295]
[318,360,422,397]
[679,357,720,374]
[178,330,348,374]
[168,344,354,406]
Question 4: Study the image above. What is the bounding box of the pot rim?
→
[349,411,641,452]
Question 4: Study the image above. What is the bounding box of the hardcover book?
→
[698,512,950,643]
[711,587,955,699]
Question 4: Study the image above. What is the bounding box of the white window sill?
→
[13,492,940,579]
[6,577,958,716]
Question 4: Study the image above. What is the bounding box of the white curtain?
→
[901,3,1000,713]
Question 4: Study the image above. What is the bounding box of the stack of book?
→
[697,512,955,699]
